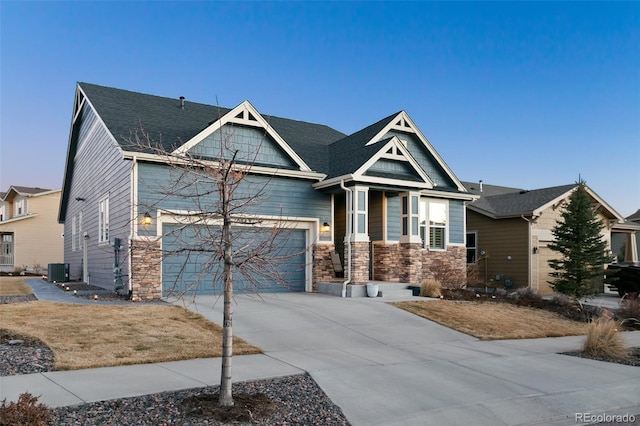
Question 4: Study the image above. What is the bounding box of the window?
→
[72,216,77,251]
[356,190,367,234]
[14,199,25,216]
[78,211,83,249]
[466,232,477,264]
[401,195,408,236]
[411,195,419,237]
[0,205,4,221]
[1,234,13,265]
[98,197,109,244]
[419,200,447,250]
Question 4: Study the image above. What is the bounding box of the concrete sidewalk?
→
[2,284,639,425]
[22,278,132,305]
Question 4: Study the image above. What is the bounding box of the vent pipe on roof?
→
[179,96,185,110]
[479,180,483,193]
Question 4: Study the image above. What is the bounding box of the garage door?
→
[161,224,307,297]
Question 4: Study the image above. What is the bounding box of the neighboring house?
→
[59,82,476,300]
[0,186,64,273]
[463,181,627,295]
[611,208,640,264]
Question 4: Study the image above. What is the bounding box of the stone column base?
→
[130,239,162,301]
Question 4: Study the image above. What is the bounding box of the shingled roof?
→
[462,181,577,218]
[627,209,640,222]
[1,186,54,201]
[78,83,347,172]
[326,113,399,179]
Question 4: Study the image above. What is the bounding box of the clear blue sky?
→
[1,1,638,216]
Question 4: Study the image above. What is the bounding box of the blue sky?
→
[1,1,638,216]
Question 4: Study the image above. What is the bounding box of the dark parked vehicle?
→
[606,263,640,297]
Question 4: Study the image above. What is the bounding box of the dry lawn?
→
[0,276,33,296]
[1,301,261,370]
[391,300,588,340]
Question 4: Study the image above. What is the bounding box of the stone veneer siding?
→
[393,243,467,286]
[372,242,399,281]
[130,239,162,301]
[399,243,423,284]
[312,243,337,291]
[422,246,467,283]
[350,241,370,284]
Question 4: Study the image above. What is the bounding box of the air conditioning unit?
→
[48,263,69,283]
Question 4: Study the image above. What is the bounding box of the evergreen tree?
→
[548,181,611,298]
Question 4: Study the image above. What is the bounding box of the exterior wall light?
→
[143,212,152,226]
[321,222,331,233]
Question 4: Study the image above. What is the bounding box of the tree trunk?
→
[219,259,234,406]
[219,168,234,407]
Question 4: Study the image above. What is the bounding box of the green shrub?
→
[582,318,630,360]
[420,279,442,298]
[0,393,51,426]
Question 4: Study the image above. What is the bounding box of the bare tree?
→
[128,123,303,406]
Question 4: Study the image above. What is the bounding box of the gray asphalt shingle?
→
[79,83,347,172]
[462,180,577,218]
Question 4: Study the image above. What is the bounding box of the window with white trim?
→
[0,205,4,221]
[411,195,419,238]
[466,231,477,264]
[72,216,77,251]
[98,196,109,244]
[401,195,408,236]
[400,192,421,243]
[15,199,25,216]
[356,189,367,234]
[78,211,83,249]
[419,199,447,250]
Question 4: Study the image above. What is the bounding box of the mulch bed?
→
[563,347,640,367]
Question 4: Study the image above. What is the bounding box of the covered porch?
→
[312,185,468,296]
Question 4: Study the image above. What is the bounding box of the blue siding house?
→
[59,83,476,300]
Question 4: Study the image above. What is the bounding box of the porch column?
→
[345,186,370,284]
[399,192,422,284]
[627,231,638,263]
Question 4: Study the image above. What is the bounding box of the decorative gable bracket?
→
[171,100,313,173]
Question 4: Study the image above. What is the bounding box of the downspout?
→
[340,180,352,297]
[521,215,533,292]
[128,156,138,295]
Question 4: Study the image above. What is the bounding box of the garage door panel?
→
[162,224,306,296]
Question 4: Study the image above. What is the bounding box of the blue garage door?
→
[161,224,307,297]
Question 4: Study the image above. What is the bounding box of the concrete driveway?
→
[180,293,640,426]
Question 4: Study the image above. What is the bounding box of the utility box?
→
[48,263,69,283]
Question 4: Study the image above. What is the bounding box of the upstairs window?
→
[0,205,4,221]
[98,196,109,244]
[14,199,25,216]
